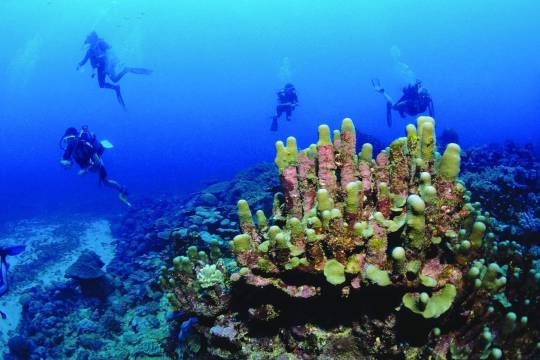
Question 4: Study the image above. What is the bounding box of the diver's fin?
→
[0,245,25,257]
[100,140,114,149]
[270,117,278,131]
[129,68,153,75]
[118,193,132,207]
[115,88,127,110]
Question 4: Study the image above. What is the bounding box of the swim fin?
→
[118,193,132,207]
[270,117,278,131]
[100,140,114,149]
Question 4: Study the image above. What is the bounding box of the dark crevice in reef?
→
[230,280,416,337]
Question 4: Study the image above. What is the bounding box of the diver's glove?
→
[371,79,385,93]
[60,160,72,169]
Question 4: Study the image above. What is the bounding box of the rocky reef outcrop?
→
[461,142,540,245]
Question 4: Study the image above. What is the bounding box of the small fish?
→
[0,310,6,319]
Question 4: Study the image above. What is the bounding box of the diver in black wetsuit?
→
[77,31,152,109]
[271,83,299,131]
[372,79,434,127]
[59,126,131,206]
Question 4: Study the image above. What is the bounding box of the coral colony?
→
[161,117,540,359]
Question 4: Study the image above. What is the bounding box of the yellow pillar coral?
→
[333,130,341,144]
[317,189,334,212]
[422,185,437,204]
[237,200,253,226]
[406,123,418,155]
[256,210,268,230]
[406,194,426,250]
[317,125,331,146]
[406,124,417,139]
[470,221,486,249]
[274,141,288,171]
[345,181,360,215]
[416,116,434,141]
[285,136,298,164]
[391,246,406,273]
[341,118,355,133]
[439,143,461,181]
[420,121,436,161]
[231,234,251,254]
[275,232,289,250]
[287,217,304,237]
[359,143,373,162]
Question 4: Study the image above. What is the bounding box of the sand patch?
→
[0,217,116,348]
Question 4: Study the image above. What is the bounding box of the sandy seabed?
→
[0,217,116,348]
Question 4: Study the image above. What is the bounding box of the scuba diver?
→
[271,83,299,131]
[77,31,152,109]
[371,79,434,127]
[59,126,131,207]
[0,245,25,299]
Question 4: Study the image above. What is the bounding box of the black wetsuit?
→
[79,38,127,108]
[271,87,298,131]
[276,89,298,120]
[393,85,433,117]
[386,84,434,126]
[80,40,112,85]
[62,132,107,181]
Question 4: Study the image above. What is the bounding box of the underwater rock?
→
[78,334,104,351]
[65,251,105,280]
[8,336,33,359]
[198,192,219,206]
[78,318,98,334]
[65,251,113,298]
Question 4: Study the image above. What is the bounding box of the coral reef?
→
[3,163,274,359]
[461,142,540,244]
[163,118,540,359]
[4,123,539,359]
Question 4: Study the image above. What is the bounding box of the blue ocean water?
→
[0,0,539,220]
